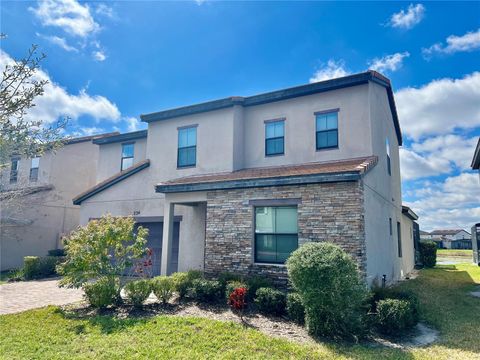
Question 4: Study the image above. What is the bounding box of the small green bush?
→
[191,279,222,303]
[370,287,419,324]
[124,279,152,307]
[376,299,416,334]
[286,293,305,324]
[225,281,248,302]
[83,277,119,308]
[254,287,286,315]
[218,272,243,287]
[171,270,203,299]
[152,276,175,304]
[246,275,273,301]
[23,256,64,280]
[287,242,368,340]
[419,241,437,268]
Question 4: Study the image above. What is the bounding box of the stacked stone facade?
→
[204,181,366,286]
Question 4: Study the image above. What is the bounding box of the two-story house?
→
[73,71,416,286]
[0,133,116,270]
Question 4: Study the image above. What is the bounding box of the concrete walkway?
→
[0,278,83,315]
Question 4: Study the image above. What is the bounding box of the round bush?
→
[191,279,222,303]
[286,293,305,325]
[83,277,119,308]
[286,242,368,339]
[376,298,416,335]
[152,276,175,304]
[246,276,272,301]
[124,279,152,307]
[171,270,203,299]
[419,241,437,268]
[371,287,419,325]
[254,287,286,315]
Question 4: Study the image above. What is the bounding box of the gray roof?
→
[141,71,403,146]
[472,138,480,169]
[92,130,147,145]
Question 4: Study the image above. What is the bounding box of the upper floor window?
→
[30,157,40,182]
[121,143,134,171]
[265,120,285,156]
[386,138,391,176]
[178,126,197,168]
[397,221,402,257]
[254,206,298,264]
[316,110,338,150]
[389,217,393,236]
[10,158,19,183]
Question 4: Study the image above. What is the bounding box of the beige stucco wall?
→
[0,140,100,270]
[400,214,415,278]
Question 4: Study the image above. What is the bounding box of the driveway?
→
[0,278,83,315]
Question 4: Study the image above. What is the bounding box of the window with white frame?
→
[121,143,134,171]
[177,126,197,168]
[30,157,40,182]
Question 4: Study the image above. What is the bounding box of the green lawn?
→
[1,264,479,360]
[437,249,473,260]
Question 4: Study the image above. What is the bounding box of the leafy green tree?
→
[58,215,149,289]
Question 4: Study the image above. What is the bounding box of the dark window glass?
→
[10,158,19,183]
[121,143,134,171]
[178,127,197,167]
[316,112,338,150]
[389,218,392,236]
[397,221,402,257]
[254,206,298,264]
[265,120,284,156]
[29,157,40,182]
[386,138,391,176]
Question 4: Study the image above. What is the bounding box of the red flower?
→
[228,287,247,311]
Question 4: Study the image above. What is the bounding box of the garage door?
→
[135,221,180,276]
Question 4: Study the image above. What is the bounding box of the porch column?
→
[161,201,175,275]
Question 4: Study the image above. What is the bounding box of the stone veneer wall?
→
[204,181,366,287]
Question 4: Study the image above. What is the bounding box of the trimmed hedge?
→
[171,270,203,299]
[376,299,416,334]
[152,276,175,304]
[419,241,437,268]
[83,277,119,308]
[245,276,272,301]
[24,256,64,280]
[254,287,286,315]
[124,279,152,307]
[286,293,305,324]
[191,279,222,303]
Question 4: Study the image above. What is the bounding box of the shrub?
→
[370,287,419,325]
[152,276,175,304]
[57,215,148,289]
[419,241,437,268]
[246,275,272,301]
[254,287,286,315]
[191,279,222,303]
[228,287,247,314]
[48,249,65,257]
[376,299,416,335]
[286,293,305,325]
[171,270,203,299]
[287,242,368,339]
[83,277,119,308]
[218,272,243,288]
[225,281,248,302]
[23,256,64,280]
[124,279,152,307]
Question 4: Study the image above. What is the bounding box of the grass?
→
[0,264,479,359]
[0,269,21,285]
[437,249,473,260]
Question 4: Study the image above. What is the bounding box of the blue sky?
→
[1,1,479,231]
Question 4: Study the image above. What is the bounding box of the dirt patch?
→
[371,323,439,349]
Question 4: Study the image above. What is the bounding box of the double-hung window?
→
[121,143,134,171]
[30,157,40,182]
[265,120,284,156]
[254,206,298,264]
[316,110,338,150]
[10,158,19,183]
[386,138,391,176]
[178,126,197,168]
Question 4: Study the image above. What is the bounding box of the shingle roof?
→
[429,229,465,235]
[73,159,150,205]
[92,130,148,145]
[141,71,402,146]
[156,156,377,193]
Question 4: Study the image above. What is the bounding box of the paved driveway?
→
[0,278,83,315]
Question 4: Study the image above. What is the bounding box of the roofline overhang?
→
[73,160,150,205]
[471,138,480,169]
[92,130,148,145]
[402,205,419,221]
[155,171,361,193]
[141,71,402,145]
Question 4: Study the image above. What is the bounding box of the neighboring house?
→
[73,71,415,286]
[0,133,117,270]
[427,229,472,249]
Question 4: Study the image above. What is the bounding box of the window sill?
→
[265,153,285,158]
[177,165,196,170]
[316,146,338,152]
[253,262,287,268]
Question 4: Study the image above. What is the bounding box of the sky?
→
[1,1,479,231]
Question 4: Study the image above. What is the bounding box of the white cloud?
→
[422,28,480,58]
[388,3,425,29]
[400,148,452,180]
[309,59,350,83]
[0,50,120,124]
[405,172,480,231]
[74,126,105,136]
[369,52,409,73]
[396,72,480,140]
[29,0,99,38]
[36,33,78,52]
[124,117,143,132]
[92,50,106,62]
[95,3,114,18]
